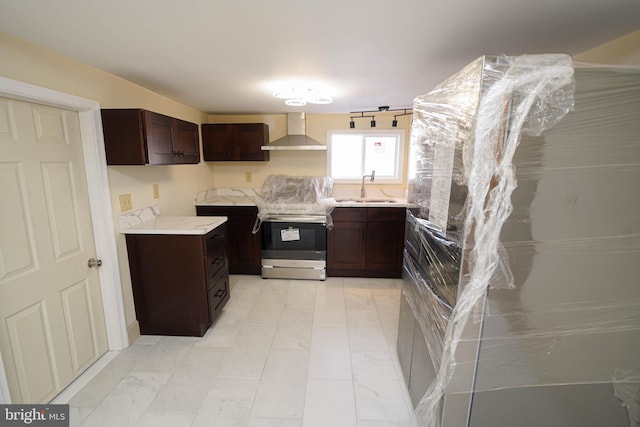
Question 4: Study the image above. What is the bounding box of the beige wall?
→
[574,30,640,66]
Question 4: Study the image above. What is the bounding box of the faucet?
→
[360,170,375,198]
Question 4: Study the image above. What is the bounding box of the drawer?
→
[332,207,367,222]
[367,207,406,222]
[208,268,230,315]
[204,227,227,278]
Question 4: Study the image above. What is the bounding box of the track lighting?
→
[348,112,375,129]
[349,107,412,128]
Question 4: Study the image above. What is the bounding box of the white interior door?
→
[0,96,109,403]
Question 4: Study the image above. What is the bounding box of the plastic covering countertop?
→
[252,175,336,232]
[403,54,640,426]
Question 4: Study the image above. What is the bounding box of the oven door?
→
[260,215,327,261]
[260,215,327,280]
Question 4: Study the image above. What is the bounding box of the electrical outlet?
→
[245,172,253,183]
[152,183,160,199]
[119,193,132,212]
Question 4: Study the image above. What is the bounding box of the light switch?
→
[119,193,132,212]
[245,172,253,183]
[153,183,160,199]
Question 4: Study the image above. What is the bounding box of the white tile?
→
[211,306,251,328]
[69,407,93,427]
[195,324,241,347]
[248,418,303,427]
[353,376,412,423]
[68,347,149,408]
[272,309,313,350]
[146,369,217,412]
[302,379,357,427]
[66,276,416,427]
[344,288,376,311]
[133,335,163,346]
[348,327,390,353]
[251,349,309,418]
[313,307,347,328]
[134,409,194,427]
[132,339,193,374]
[308,327,352,380]
[351,351,401,382]
[218,326,276,378]
[358,420,419,427]
[285,282,317,310]
[191,377,260,427]
[245,299,285,326]
[80,371,170,427]
[346,308,382,329]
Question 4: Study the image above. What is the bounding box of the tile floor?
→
[62,275,418,426]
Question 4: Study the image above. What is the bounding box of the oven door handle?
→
[263,215,328,224]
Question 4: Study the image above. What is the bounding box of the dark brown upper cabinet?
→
[101,109,200,165]
[202,123,269,161]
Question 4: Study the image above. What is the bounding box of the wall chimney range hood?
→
[261,112,326,151]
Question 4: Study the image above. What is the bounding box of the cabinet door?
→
[234,123,269,161]
[327,221,366,274]
[202,124,234,160]
[144,110,176,165]
[101,109,148,165]
[173,118,200,164]
[126,234,210,336]
[196,205,261,275]
[227,207,262,274]
[366,221,404,277]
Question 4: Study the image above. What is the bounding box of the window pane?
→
[331,134,363,179]
[364,136,397,177]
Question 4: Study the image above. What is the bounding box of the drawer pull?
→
[213,289,226,298]
[211,257,223,265]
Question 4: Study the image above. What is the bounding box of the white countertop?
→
[118,206,227,235]
[121,215,227,235]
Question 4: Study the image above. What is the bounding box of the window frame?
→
[326,129,405,184]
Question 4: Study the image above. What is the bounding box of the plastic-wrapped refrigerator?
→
[397,54,640,427]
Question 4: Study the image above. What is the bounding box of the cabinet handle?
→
[211,257,223,266]
[214,289,225,298]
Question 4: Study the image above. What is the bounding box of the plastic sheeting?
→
[403,54,640,426]
[252,175,336,232]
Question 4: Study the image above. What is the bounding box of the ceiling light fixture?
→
[350,106,413,128]
[349,112,375,129]
[272,84,333,106]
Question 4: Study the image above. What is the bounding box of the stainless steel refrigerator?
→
[397,54,640,427]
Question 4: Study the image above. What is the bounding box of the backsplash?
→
[117,205,160,232]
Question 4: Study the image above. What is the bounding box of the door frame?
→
[0,76,129,403]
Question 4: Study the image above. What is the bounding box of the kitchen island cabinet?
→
[196,205,262,275]
[125,224,229,337]
[101,109,200,165]
[202,123,269,161]
[328,207,405,278]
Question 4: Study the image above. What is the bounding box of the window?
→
[327,129,405,183]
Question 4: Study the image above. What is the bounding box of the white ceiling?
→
[1,0,638,115]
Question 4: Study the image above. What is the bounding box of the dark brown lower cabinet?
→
[125,225,229,337]
[196,205,262,275]
[328,207,405,278]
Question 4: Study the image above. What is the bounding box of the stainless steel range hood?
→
[261,112,326,151]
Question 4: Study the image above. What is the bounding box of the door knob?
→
[87,258,103,268]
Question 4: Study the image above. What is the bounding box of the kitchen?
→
[1,1,640,425]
